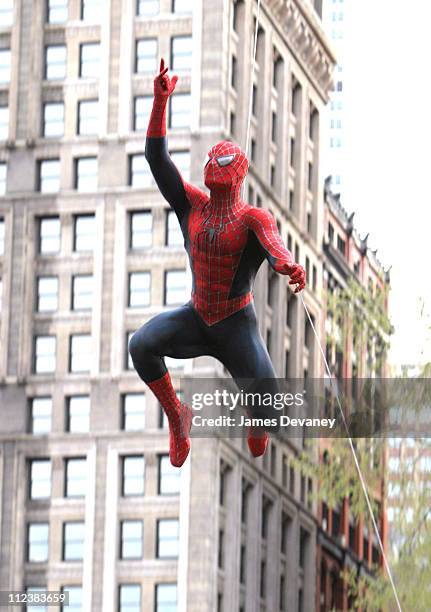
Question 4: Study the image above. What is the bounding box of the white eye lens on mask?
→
[216,154,235,167]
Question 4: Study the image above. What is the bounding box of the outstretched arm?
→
[247,208,306,293]
[145,59,189,221]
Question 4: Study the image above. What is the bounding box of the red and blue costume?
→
[129,60,306,467]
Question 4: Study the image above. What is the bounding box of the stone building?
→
[0,1,334,611]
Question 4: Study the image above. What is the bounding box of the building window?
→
[271,111,277,142]
[0,218,4,255]
[308,162,313,191]
[77,99,98,135]
[126,332,134,370]
[218,528,224,568]
[171,150,191,181]
[171,36,193,72]
[47,0,68,23]
[29,460,52,500]
[172,0,192,13]
[328,222,334,244]
[39,218,61,254]
[240,544,246,583]
[0,105,9,139]
[45,45,66,80]
[252,83,257,116]
[119,585,141,612]
[67,396,90,433]
[120,521,143,559]
[0,1,13,27]
[43,102,64,137]
[130,211,152,248]
[122,456,145,496]
[0,162,6,195]
[231,54,237,89]
[74,157,98,191]
[229,111,236,136]
[30,398,52,434]
[337,235,346,255]
[74,214,96,252]
[164,270,187,306]
[155,584,177,612]
[260,560,266,598]
[60,586,82,611]
[69,334,92,373]
[37,277,58,312]
[129,272,151,308]
[157,519,179,558]
[38,159,60,193]
[169,93,191,129]
[291,80,301,116]
[34,336,56,374]
[63,522,85,561]
[27,523,49,562]
[166,210,182,246]
[312,265,317,291]
[136,38,158,73]
[129,153,153,188]
[133,95,152,131]
[290,138,295,167]
[158,455,180,495]
[79,43,100,78]
[72,275,94,311]
[81,0,101,22]
[64,458,87,498]
[137,0,159,16]
[0,49,11,83]
[122,394,146,431]
[270,163,275,187]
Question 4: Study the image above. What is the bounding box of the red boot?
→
[147,372,193,467]
[247,427,269,458]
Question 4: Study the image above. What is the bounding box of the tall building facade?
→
[0,1,334,611]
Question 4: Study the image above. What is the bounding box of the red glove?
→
[147,58,179,138]
[279,261,306,293]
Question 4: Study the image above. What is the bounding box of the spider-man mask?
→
[204,141,249,192]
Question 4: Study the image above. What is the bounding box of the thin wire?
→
[300,294,402,612]
[241,2,402,609]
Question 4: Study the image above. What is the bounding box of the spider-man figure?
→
[129,59,306,467]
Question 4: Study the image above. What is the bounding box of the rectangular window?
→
[0,162,6,195]
[166,210,182,246]
[170,150,190,181]
[122,456,145,496]
[328,222,334,243]
[27,523,49,562]
[30,398,52,434]
[172,0,192,13]
[155,584,177,612]
[230,110,236,136]
[158,455,180,495]
[0,49,11,83]
[252,84,257,116]
[69,334,92,373]
[0,105,9,140]
[308,162,313,191]
[312,265,317,291]
[65,458,87,497]
[231,54,237,89]
[129,272,151,307]
[126,332,134,370]
[119,585,141,612]
[136,38,158,74]
[63,522,85,561]
[78,99,98,135]
[45,45,66,80]
[74,214,96,252]
[133,95,152,132]
[37,277,58,312]
[130,211,152,249]
[290,138,295,167]
[164,270,187,306]
[120,520,143,559]
[137,0,159,16]
[79,43,100,78]
[67,396,90,433]
[122,394,146,431]
[29,460,52,500]
[60,586,82,611]
[0,218,4,255]
[75,157,98,191]
[171,36,193,73]
[0,1,14,27]
[81,0,101,22]
[218,528,224,568]
[271,111,277,142]
[169,93,191,129]
[129,154,153,188]
[43,102,64,137]
[72,275,94,311]
[34,336,56,374]
[38,159,60,193]
[47,0,68,24]
[157,519,179,558]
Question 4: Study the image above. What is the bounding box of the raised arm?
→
[145,59,190,221]
[246,208,306,293]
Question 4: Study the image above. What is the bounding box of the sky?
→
[328,0,431,369]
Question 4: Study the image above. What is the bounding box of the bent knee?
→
[128,327,154,361]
